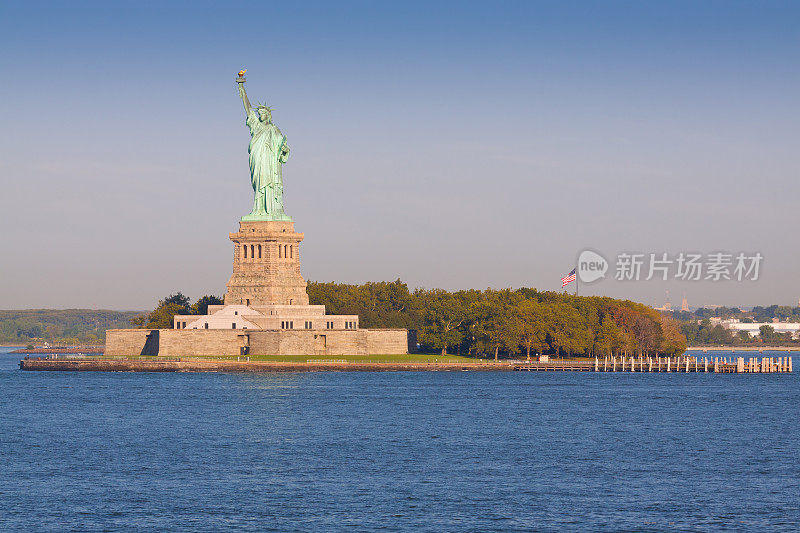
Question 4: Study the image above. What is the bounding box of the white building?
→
[172,304,359,332]
[720,319,800,339]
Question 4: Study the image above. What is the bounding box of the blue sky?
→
[1,1,798,309]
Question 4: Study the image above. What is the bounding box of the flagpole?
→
[575,263,579,297]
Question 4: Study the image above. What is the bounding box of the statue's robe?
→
[246,109,288,215]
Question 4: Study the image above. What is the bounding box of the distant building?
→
[720,319,800,339]
[654,290,671,312]
[681,294,689,312]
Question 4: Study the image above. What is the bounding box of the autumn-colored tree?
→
[275,280,691,357]
[659,316,687,356]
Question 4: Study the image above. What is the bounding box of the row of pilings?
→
[593,355,793,373]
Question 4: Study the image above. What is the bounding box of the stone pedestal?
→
[225,220,310,306]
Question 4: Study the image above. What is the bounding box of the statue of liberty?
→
[236,71,292,221]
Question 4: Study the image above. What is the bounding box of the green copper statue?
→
[236,71,292,221]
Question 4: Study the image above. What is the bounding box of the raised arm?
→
[237,78,252,116]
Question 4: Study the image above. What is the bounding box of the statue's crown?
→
[255,102,273,111]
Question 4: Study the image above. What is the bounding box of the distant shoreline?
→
[10,346,104,354]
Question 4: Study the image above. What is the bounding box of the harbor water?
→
[1,348,798,531]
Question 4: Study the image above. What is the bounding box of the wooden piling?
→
[511,354,788,373]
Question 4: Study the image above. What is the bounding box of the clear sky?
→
[1,1,798,310]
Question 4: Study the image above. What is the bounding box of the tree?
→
[594,315,620,357]
[632,315,660,356]
[709,324,733,345]
[133,293,192,329]
[472,290,519,360]
[515,300,547,359]
[544,303,586,357]
[455,290,484,355]
[163,292,191,309]
[659,316,687,356]
[281,280,693,357]
[759,325,776,343]
[308,279,420,330]
[192,295,224,315]
[417,289,466,356]
[145,303,188,329]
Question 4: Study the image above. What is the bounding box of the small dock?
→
[515,356,793,373]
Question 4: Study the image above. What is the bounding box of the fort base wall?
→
[105,328,409,356]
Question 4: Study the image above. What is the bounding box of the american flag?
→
[561,268,576,287]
